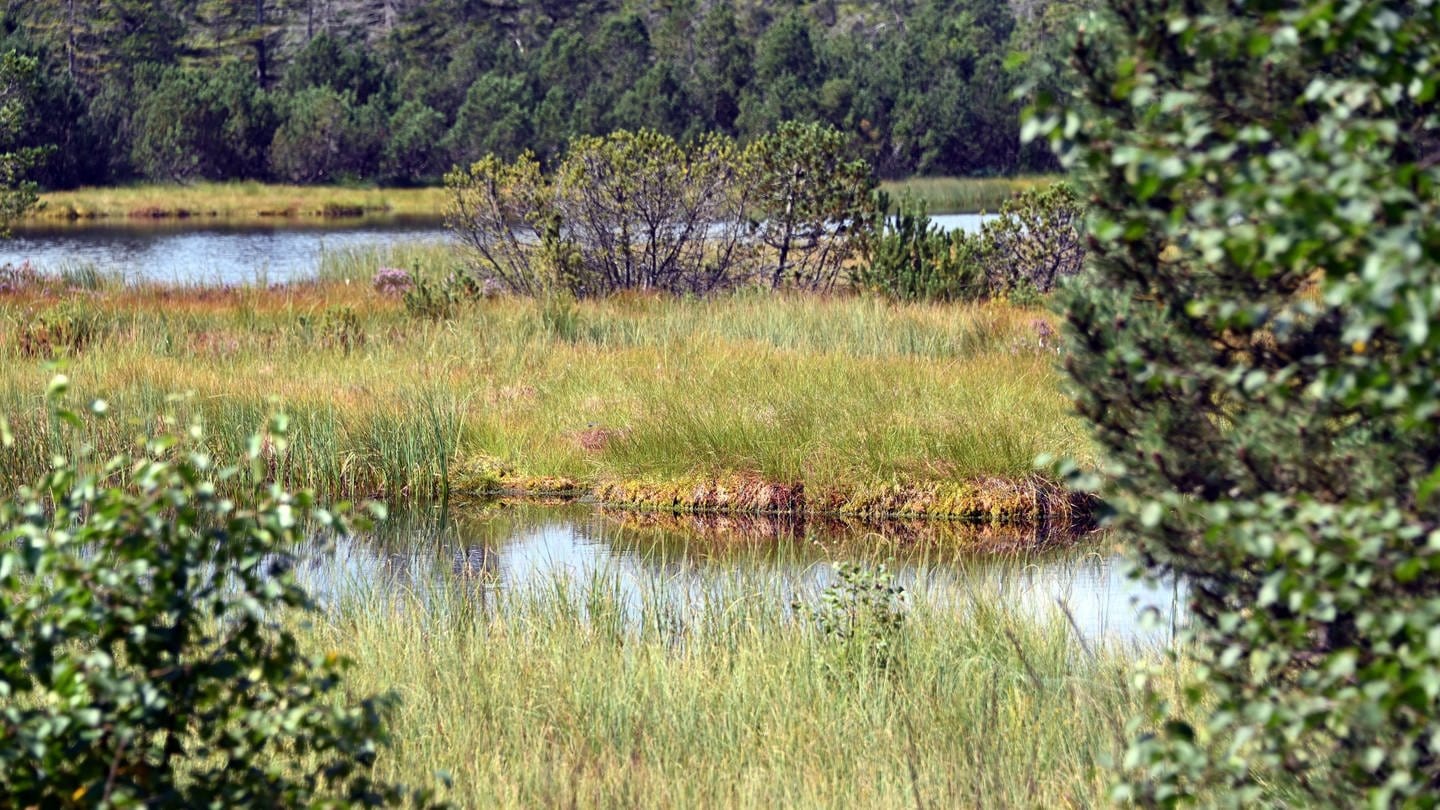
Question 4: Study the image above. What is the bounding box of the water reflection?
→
[3,219,449,284]
[298,502,1182,648]
[3,215,988,285]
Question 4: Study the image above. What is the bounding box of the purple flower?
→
[0,261,41,295]
[372,267,413,296]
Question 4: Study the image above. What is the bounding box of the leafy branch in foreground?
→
[0,377,444,807]
[1035,0,1440,804]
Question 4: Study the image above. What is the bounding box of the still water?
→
[299,502,1181,648]
[1,214,988,285]
[2,219,451,284]
[7,214,1164,645]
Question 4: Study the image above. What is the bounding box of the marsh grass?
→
[30,182,448,222]
[316,242,460,285]
[881,175,1063,214]
[28,177,1056,222]
[298,563,1155,808]
[0,281,1088,520]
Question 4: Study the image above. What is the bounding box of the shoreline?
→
[452,471,1094,540]
[20,175,1062,225]
[0,279,1089,548]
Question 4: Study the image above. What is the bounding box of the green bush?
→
[856,184,1082,303]
[0,379,441,807]
[853,192,986,301]
[794,562,907,674]
[443,152,564,297]
[554,130,751,296]
[977,182,1083,296]
[744,121,879,292]
[14,300,104,357]
[444,124,875,298]
[1034,0,1440,803]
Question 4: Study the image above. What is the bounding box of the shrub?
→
[446,125,881,298]
[14,300,103,357]
[794,562,907,674]
[977,182,1083,296]
[1034,0,1440,803]
[320,305,366,354]
[853,192,986,301]
[744,121,878,292]
[856,184,1083,304]
[554,130,752,296]
[0,379,441,806]
[401,273,462,320]
[443,152,562,297]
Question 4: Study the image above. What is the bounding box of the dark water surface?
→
[299,502,1182,648]
[2,214,988,285]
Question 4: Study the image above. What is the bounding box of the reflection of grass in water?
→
[301,565,1169,808]
[303,502,1128,644]
[0,284,1089,511]
[593,507,1088,557]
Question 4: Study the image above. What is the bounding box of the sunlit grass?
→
[881,175,1063,214]
[29,181,448,222]
[27,176,1062,222]
[297,564,1159,808]
[0,271,1089,512]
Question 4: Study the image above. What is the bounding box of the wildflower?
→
[372,267,413,296]
[0,261,42,295]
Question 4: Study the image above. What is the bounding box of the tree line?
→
[0,0,1077,189]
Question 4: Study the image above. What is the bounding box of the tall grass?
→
[0,281,1089,516]
[30,182,448,222]
[881,175,1063,214]
[300,563,1158,808]
[27,177,1059,222]
[315,242,460,284]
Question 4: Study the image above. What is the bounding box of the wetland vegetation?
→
[0,260,1089,528]
[4,0,1436,805]
[305,563,1161,809]
[19,175,1057,225]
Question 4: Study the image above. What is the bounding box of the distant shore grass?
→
[0,271,1090,533]
[21,175,1062,224]
[26,181,449,223]
[296,566,1157,808]
[880,175,1064,214]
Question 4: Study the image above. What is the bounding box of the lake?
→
[4,213,1178,647]
[1,219,450,285]
[0,214,989,284]
[301,502,1182,648]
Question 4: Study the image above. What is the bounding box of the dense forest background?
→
[1,0,1079,188]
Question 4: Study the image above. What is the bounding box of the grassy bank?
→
[0,267,1089,531]
[299,567,1158,807]
[27,182,448,223]
[880,175,1063,214]
[21,176,1061,224]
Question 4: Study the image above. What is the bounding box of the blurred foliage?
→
[1033,0,1440,803]
[0,380,444,806]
